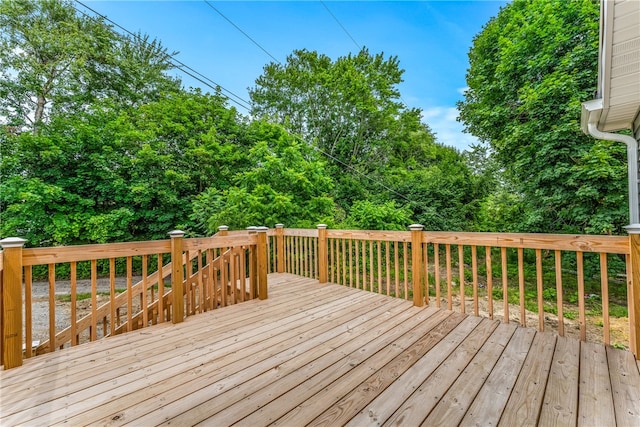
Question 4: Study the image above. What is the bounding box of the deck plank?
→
[208,310,460,426]
[16,287,385,425]
[459,326,536,426]
[578,341,615,427]
[498,331,557,426]
[0,273,634,427]
[607,345,640,426]
[1,286,371,423]
[105,295,415,425]
[420,322,518,426]
[381,317,499,427]
[538,335,580,427]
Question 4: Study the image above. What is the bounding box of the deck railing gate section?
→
[0,227,268,369]
[267,224,639,360]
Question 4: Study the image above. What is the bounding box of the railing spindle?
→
[486,246,493,319]
[403,241,409,300]
[434,243,440,308]
[459,245,465,314]
[127,256,133,332]
[600,253,610,345]
[395,241,400,298]
[555,250,564,336]
[446,244,452,310]
[377,241,382,294]
[501,247,509,323]
[109,258,116,334]
[370,240,375,293]
[25,266,32,357]
[48,264,55,352]
[386,241,391,297]
[91,260,97,341]
[536,249,544,331]
[577,251,586,341]
[518,247,525,327]
[472,246,478,316]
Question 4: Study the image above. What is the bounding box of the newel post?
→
[626,224,640,359]
[410,224,425,307]
[1,237,26,369]
[218,225,229,236]
[256,227,269,300]
[317,224,328,283]
[169,230,185,324]
[275,224,285,273]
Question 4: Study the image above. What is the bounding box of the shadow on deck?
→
[1,273,639,426]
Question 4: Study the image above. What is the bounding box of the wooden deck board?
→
[0,273,636,427]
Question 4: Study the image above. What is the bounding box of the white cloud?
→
[456,86,469,96]
[420,106,478,152]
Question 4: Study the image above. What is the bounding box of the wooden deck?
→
[1,273,639,426]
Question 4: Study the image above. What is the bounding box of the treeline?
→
[0,0,627,248]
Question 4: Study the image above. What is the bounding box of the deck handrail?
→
[0,229,268,369]
[266,225,637,359]
[2,224,638,369]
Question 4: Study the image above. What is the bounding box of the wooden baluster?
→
[536,249,544,331]
[446,244,452,310]
[600,253,610,345]
[91,260,97,341]
[472,246,478,316]
[24,266,32,357]
[518,247,525,327]
[501,247,509,323]
[434,243,440,308]
[577,251,586,341]
[486,246,493,319]
[459,244,465,313]
[48,263,55,352]
[555,250,564,336]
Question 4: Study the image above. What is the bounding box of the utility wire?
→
[203,1,281,65]
[74,0,252,111]
[75,1,430,217]
[320,1,361,50]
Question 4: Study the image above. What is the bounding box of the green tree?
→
[249,48,423,209]
[458,0,626,234]
[192,121,335,233]
[0,90,248,245]
[0,0,179,132]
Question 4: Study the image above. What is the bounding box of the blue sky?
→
[84,1,508,151]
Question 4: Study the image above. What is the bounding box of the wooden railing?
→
[2,222,638,369]
[268,225,639,359]
[0,228,268,369]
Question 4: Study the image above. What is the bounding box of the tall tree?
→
[249,48,423,208]
[0,0,179,132]
[458,0,627,234]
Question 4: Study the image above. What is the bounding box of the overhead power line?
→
[320,1,361,50]
[73,0,252,111]
[203,1,281,65]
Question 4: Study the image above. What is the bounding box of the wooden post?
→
[247,226,258,298]
[256,227,269,300]
[626,225,640,359]
[275,224,285,273]
[218,225,228,237]
[318,224,328,283]
[1,237,26,369]
[169,230,185,324]
[410,224,425,307]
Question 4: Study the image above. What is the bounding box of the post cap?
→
[317,224,327,229]
[168,230,185,238]
[625,223,640,234]
[246,226,258,233]
[275,223,284,229]
[409,224,424,231]
[218,225,229,231]
[0,237,27,248]
[256,226,269,232]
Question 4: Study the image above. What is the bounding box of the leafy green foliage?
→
[343,200,412,231]
[458,0,627,234]
[192,122,335,232]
